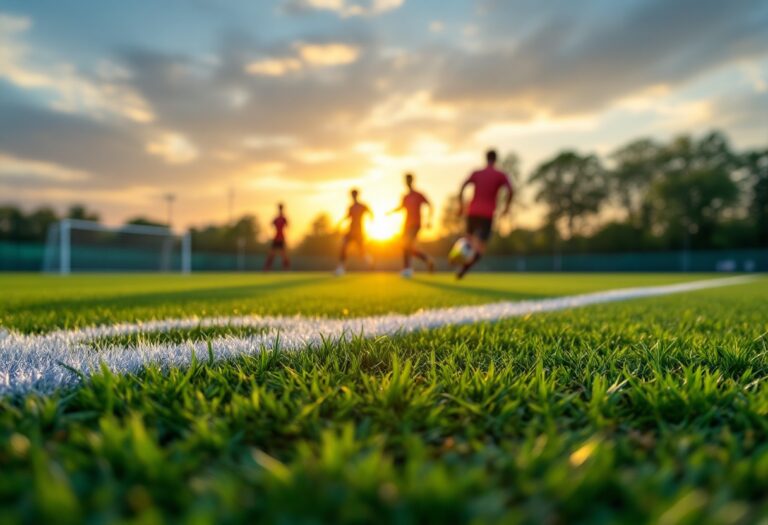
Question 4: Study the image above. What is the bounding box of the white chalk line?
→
[0,276,755,396]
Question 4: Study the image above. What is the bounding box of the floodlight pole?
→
[181,231,192,275]
[164,193,176,228]
[228,187,235,225]
[59,219,71,275]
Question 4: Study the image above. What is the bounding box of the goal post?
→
[43,219,191,274]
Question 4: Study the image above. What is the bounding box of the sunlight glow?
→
[367,209,402,242]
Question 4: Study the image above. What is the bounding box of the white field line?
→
[0,276,754,396]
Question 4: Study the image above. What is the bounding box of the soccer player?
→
[389,173,435,277]
[336,189,373,276]
[456,149,514,279]
[264,203,290,271]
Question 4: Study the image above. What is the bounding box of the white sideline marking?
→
[0,276,754,396]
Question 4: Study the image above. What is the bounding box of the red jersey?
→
[402,191,428,228]
[348,202,370,233]
[272,215,287,241]
[466,166,512,218]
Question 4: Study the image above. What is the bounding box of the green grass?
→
[0,272,720,333]
[1,273,768,524]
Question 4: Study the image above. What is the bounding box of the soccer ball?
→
[448,238,475,266]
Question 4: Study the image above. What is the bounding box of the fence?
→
[0,241,766,272]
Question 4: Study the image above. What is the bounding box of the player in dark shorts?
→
[336,189,373,276]
[389,173,435,277]
[264,203,290,271]
[456,149,514,279]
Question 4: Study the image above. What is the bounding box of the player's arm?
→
[501,177,514,215]
[388,200,404,215]
[424,196,434,228]
[457,177,473,217]
[335,213,349,231]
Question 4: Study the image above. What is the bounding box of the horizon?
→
[1,0,767,241]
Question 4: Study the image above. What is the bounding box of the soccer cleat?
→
[401,267,414,279]
[334,265,346,277]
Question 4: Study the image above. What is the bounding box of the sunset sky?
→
[1,0,767,240]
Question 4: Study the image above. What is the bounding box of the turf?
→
[1,272,720,333]
[1,273,767,524]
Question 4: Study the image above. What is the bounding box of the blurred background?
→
[1,0,766,272]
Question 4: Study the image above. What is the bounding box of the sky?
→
[1,0,767,240]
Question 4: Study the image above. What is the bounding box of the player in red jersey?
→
[336,189,373,276]
[389,173,435,277]
[264,203,290,271]
[456,149,514,279]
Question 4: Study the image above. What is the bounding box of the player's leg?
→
[402,234,413,270]
[336,235,350,275]
[358,236,374,269]
[412,246,434,273]
[280,247,290,270]
[457,217,490,279]
[264,247,275,271]
[407,226,434,273]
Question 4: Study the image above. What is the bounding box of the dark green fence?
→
[478,249,767,273]
[1,241,766,272]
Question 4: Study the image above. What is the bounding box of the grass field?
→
[1,273,767,524]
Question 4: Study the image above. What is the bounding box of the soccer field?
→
[2,273,768,523]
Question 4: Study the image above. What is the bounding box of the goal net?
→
[43,219,191,274]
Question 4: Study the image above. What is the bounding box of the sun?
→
[367,211,401,242]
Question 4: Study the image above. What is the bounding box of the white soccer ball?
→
[448,238,475,266]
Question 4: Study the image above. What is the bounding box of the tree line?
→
[2,129,766,256]
[458,130,766,255]
[0,205,264,255]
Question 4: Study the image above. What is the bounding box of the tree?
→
[0,206,25,241]
[497,151,523,234]
[296,213,340,256]
[126,217,168,228]
[189,214,263,253]
[232,214,262,251]
[499,152,522,183]
[741,148,768,245]
[25,208,58,241]
[609,138,661,231]
[651,132,740,248]
[310,214,333,236]
[0,206,58,242]
[439,198,464,237]
[67,204,100,222]
[529,151,607,238]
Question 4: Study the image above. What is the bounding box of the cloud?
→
[0,152,90,182]
[365,90,456,127]
[283,0,404,17]
[1,0,766,233]
[294,148,337,163]
[0,91,161,189]
[297,43,360,66]
[0,13,154,123]
[242,135,299,149]
[245,42,360,76]
[436,0,768,116]
[145,132,199,164]
[245,57,302,76]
